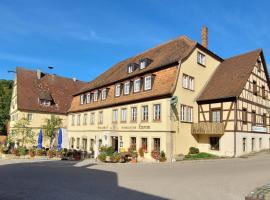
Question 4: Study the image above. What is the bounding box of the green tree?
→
[0,80,13,133]
[42,115,62,149]
[8,117,35,147]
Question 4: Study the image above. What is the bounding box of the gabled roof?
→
[16,67,88,114]
[197,49,268,103]
[75,36,198,95]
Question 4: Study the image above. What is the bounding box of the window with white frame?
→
[144,76,152,90]
[90,112,95,124]
[134,79,141,92]
[27,113,32,121]
[80,95,85,104]
[128,65,133,73]
[182,74,194,90]
[180,105,193,122]
[153,104,161,121]
[71,115,75,126]
[86,93,91,103]
[77,114,81,126]
[140,60,146,69]
[93,90,98,102]
[121,108,127,122]
[197,52,206,65]
[131,107,137,122]
[98,111,103,124]
[112,109,118,123]
[101,89,107,100]
[83,113,87,125]
[115,84,121,97]
[124,82,130,95]
[142,106,149,121]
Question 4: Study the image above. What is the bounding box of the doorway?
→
[111,136,118,152]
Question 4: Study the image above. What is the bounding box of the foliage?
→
[18,146,28,156]
[159,151,167,162]
[36,148,45,156]
[138,147,144,158]
[56,149,65,157]
[28,148,35,157]
[105,146,115,156]
[0,80,13,133]
[42,115,63,149]
[184,152,219,160]
[151,150,160,160]
[110,152,120,163]
[8,118,35,147]
[11,148,19,156]
[189,147,200,154]
[47,149,55,158]
[98,152,106,162]
[128,145,138,158]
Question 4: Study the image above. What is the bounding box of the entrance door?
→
[111,136,118,152]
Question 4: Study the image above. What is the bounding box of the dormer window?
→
[144,76,152,90]
[115,84,121,97]
[80,94,85,104]
[124,82,130,95]
[139,58,152,69]
[39,91,53,106]
[86,93,91,103]
[101,88,107,100]
[128,65,134,73]
[93,90,99,102]
[40,99,51,106]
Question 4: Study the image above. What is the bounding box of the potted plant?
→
[138,147,144,158]
[128,145,138,163]
[110,153,120,163]
[47,149,55,158]
[11,148,20,156]
[159,151,167,162]
[151,150,160,161]
[28,148,35,157]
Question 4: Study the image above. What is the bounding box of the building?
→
[9,67,87,147]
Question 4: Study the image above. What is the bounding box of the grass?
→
[184,152,219,160]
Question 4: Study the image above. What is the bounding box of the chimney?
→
[37,69,42,80]
[201,26,208,48]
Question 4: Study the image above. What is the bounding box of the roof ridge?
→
[224,48,262,61]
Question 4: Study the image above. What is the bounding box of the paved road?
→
[1,152,270,200]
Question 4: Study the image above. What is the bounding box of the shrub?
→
[98,152,106,162]
[47,149,55,158]
[36,149,44,156]
[110,153,120,163]
[159,151,167,162]
[11,148,19,156]
[18,147,28,156]
[189,147,199,154]
[184,152,218,160]
[105,146,115,156]
[151,150,160,160]
[128,145,138,158]
[29,148,35,157]
[138,147,144,158]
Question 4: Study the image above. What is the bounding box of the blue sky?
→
[0,0,270,81]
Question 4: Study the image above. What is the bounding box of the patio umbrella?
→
[37,129,43,149]
[57,128,62,150]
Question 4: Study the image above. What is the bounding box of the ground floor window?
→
[252,138,255,151]
[259,138,262,149]
[70,137,75,149]
[76,138,80,149]
[242,138,246,152]
[141,138,148,151]
[90,139,95,151]
[153,138,160,151]
[209,137,220,150]
[130,137,136,149]
[82,138,87,151]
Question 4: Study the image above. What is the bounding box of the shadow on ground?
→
[0,161,167,200]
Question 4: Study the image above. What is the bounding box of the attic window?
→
[128,65,134,73]
[80,94,86,105]
[39,91,53,106]
[40,99,51,106]
[140,58,152,69]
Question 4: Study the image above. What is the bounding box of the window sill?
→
[197,62,206,67]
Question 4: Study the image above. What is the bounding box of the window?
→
[90,139,95,151]
[90,112,95,125]
[71,115,75,126]
[180,105,193,122]
[80,94,85,104]
[121,108,127,122]
[153,138,160,151]
[251,110,256,125]
[210,137,220,150]
[76,138,80,149]
[82,138,87,151]
[101,89,107,100]
[197,52,205,65]
[131,107,137,122]
[211,109,221,123]
[27,113,32,121]
[112,109,118,123]
[115,84,121,97]
[253,81,257,95]
[40,99,51,106]
[77,114,81,126]
[128,65,134,73]
[83,113,87,125]
[182,74,194,90]
[98,111,103,124]
[153,104,161,121]
[243,138,246,152]
[262,86,266,99]
[252,138,255,151]
[142,106,148,121]
[144,76,152,90]
[70,137,75,149]
[86,93,91,103]
[141,138,148,151]
[140,60,146,69]
[134,79,141,93]
[130,137,136,148]
[93,90,98,102]
[259,138,262,149]
[124,82,130,95]
[263,113,267,126]
[242,108,247,124]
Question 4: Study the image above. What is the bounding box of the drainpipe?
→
[233,99,238,157]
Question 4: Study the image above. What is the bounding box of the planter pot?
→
[130,157,137,163]
[105,156,111,162]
